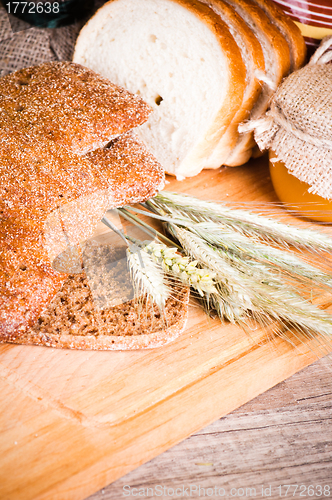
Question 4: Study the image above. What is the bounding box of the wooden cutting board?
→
[0,155,330,500]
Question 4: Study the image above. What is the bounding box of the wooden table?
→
[1,155,332,500]
[87,356,332,500]
[87,155,332,499]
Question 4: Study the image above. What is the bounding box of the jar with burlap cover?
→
[241,36,332,201]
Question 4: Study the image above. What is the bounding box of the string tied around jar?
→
[238,36,332,202]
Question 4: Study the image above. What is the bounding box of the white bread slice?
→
[73,0,247,179]
[238,0,306,162]
[250,0,306,72]
[200,0,265,167]
[222,0,291,166]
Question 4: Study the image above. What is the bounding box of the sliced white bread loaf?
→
[199,0,265,167]
[239,0,306,161]
[250,0,306,72]
[73,0,247,179]
[222,0,291,166]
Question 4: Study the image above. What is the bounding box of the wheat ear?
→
[126,246,170,311]
[149,191,332,253]
[170,225,332,338]
[192,223,332,290]
[144,241,217,297]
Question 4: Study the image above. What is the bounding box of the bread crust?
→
[7,286,190,350]
[226,0,291,80]
[0,62,152,155]
[250,0,306,71]
[222,0,291,166]
[171,0,247,175]
[0,68,165,344]
[86,133,165,205]
[201,0,265,166]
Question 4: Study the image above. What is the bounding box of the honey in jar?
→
[269,151,332,223]
[250,38,332,225]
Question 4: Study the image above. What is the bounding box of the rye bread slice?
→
[25,244,190,350]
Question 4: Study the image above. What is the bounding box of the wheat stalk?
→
[175,225,332,340]
[105,191,332,350]
[128,205,332,290]
[129,205,332,290]
[148,191,332,253]
[126,245,170,311]
[191,222,332,290]
[164,215,332,342]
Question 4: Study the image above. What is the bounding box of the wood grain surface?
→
[87,356,332,500]
[1,155,331,500]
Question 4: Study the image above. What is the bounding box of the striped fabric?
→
[272,0,332,50]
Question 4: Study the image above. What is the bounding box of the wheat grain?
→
[144,241,217,297]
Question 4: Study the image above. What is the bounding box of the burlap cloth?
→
[0,2,106,76]
[240,36,332,201]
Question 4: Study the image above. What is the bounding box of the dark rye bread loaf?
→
[0,63,166,344]
[0,134,165,343]
[24,244,190,350]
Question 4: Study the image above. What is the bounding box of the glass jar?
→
[272,0,332,55]
[269,151,332,223]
